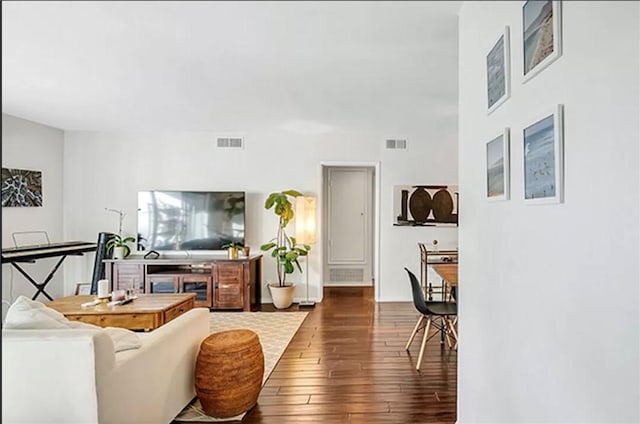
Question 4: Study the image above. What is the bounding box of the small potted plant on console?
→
[221,242,244,260]
[260,190,311,309]
[106,234,136,260]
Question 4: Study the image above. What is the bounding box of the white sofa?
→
[2,307,210,424]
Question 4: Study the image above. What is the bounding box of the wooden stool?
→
[195,329,264,418]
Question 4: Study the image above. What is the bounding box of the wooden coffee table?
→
[47,293,196,331]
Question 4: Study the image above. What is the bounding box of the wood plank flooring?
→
[243,287,457,423]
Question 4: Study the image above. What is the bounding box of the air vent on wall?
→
[216,137,244,149]
[386,139,407,149]
[329,267,365,283]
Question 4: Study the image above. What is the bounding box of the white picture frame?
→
[487,26,511,114]
[522,0,562,83]
[75,282,91,295]
[486,129,510,201]
[523,105,564,205]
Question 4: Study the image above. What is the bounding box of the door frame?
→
[319,162,381,302]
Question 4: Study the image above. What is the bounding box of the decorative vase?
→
[112,246,125,260]
[268,284,296,309]
[227,248,238,260]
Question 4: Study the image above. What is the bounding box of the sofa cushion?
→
[4,296,141,352]
[4,295,71,329]
[102,327,141,352]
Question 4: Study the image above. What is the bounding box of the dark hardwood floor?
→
[244,287,457,423]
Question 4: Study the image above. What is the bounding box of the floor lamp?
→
[296,196,316,307]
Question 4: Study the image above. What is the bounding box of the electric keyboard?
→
[2,241,97,263]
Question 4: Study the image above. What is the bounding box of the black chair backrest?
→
[405,267,429,315]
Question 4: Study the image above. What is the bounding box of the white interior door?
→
[324,167,373,285]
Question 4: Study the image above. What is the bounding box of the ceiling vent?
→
[386,139,407,149]
[216,137,244,149]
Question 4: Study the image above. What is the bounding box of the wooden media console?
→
[104,255,262,311]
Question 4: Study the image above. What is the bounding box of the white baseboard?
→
[259,297,320,304]
[323,282,373,287]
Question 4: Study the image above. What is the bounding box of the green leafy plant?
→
[260,190,311,287]
[106,234,136,258]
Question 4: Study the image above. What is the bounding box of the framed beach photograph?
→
[522,0,562,82]
[486,26,511,113]
[523,105,564,204]
[486,129,510,201]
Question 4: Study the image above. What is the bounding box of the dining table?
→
[432,263,458,301]
[432,262,458,347]
[432,263,458,286]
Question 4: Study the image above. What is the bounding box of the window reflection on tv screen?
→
[137,191,245,251]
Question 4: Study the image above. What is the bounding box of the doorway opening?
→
[321,164,379,300]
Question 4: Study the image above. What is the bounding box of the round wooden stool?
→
[195,329,264,418]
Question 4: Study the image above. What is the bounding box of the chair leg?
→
[443,317,453,349]
[416,317,432,371]
[447,317,458,350]
[405,315,424,351]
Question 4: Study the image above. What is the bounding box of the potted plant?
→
[106,234,136,260]
[260,190,311,309]
[221,242,244,260]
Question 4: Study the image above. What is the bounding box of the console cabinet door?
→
[113,264,144,292]
[181,274,212,308]
[146,275,180,294]
[213,263,244,309]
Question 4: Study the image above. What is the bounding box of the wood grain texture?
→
[47,293,195,330]
[241,287,457,423]
[431,264,458,287]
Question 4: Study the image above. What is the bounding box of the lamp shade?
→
[295,196,316,245]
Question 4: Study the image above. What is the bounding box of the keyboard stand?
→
[2,242,97,301]
[10,255,71,301]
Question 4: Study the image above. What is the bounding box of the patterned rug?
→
[173,311,309,423]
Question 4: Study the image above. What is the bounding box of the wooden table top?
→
[47,293,196,316]
[432,263,458,287]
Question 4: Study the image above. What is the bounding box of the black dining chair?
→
[404,267,458,371]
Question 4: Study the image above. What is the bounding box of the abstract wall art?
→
[1,167,43,207]
[393,185,458,227]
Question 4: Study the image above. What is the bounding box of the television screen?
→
[137,191,245,251]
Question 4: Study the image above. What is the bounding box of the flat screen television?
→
[137,191,245,251]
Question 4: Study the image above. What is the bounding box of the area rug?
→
[173,311,309,423]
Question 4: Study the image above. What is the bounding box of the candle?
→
[97,279,110,298]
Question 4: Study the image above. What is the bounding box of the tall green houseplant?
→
[260,190,311,288]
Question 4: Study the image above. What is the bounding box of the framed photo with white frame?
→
[522,0,562,83]
[486,129,510,201]
[486,26,511,113]
[74,282,91,295]
[523,105,564,205]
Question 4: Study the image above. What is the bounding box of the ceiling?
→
[2,1,461,132]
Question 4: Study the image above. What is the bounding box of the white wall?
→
[63,122,458,303]
[458,2,639,422]
[1,114,65,308]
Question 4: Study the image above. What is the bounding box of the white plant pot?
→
[268,284,296,309]
[112,246,125,260]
